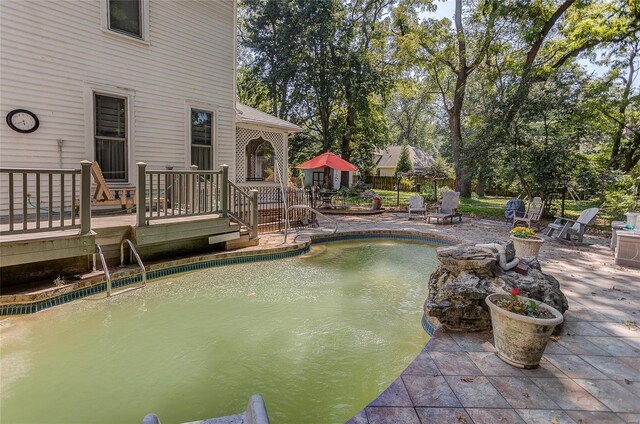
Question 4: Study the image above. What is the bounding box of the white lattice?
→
[236,127,286,183]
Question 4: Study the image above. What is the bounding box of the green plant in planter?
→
[510,226,537,239]
[493,288,552,319]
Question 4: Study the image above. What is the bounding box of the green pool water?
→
[0,240,438,424]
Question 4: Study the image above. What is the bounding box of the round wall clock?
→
[6,109,39,133]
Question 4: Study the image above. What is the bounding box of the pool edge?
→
[1,230,454,316]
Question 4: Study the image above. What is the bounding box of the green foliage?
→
[394,141,413,174]
[240,0,640,212]
[601,172,640,219]
[239,0,397,172]
[424,157,454,180]
[400,175,416,190]
[493,289,544,318]
[510,226,537,239]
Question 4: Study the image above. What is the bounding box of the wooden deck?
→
[0,212,241,283]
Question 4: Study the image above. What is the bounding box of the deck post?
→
[190,164,198,213]
[137,162,147,227]
[250,189,258,239]
[80,160,92,235]
[221,164,229,217]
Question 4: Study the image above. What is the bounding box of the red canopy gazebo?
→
[296,152,358,189]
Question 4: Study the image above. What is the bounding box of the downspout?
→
[475,243,519,271]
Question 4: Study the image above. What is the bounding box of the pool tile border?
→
[0,231,453,316]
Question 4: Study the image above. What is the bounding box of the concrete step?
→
[224,232,259,250]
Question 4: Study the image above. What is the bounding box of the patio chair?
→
[427,191,462,224]
[545,207,599,243]
[408,195,426,220]
[513,197,545,228]
[504,198,526,223]
[90,161,136,211]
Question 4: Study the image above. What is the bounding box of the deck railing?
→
[1,161,258,239]
[0,161,91,235]
[138,163,223,224]
[137,163,258,239]
[228,181,258,239]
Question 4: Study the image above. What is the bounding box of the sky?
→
[423,0,611,77]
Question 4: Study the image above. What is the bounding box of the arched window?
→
[246,137,275,182]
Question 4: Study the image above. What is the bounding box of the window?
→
[95,94,127,181]
[191,109,213,170]
[246,138,275,182]
[108,0,142,38]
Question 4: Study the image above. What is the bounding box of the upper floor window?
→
[108,0,142,38]
[191,110,213,170]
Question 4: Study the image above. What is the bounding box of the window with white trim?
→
[95,94,128,181]
[108,0,143,38]
[191,109,213,170]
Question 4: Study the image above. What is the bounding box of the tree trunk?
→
[449,103,471,197]
[476,172,486,197]
[609,43,637,169]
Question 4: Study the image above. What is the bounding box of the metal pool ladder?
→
[95,244,113,296]
[283,205,338,244]
[118,239,147,295]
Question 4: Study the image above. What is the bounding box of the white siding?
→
[0,0,236,184]
[376,167,395,177]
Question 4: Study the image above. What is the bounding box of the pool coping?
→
[0,229,456,316]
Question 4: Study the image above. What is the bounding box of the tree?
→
[600,40,640,172]
[393,0,499,196]
[395,141,413,174]
[387,74,438,152]
[239,0,397,179]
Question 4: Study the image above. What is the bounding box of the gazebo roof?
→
[296,152,358,172]
[235,103,303,133]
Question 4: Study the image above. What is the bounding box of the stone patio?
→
[263,212,640,424]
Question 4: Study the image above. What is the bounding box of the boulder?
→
[425,242,568,333]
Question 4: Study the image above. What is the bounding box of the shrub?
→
[510,226,537,239]
[400,175,416,191]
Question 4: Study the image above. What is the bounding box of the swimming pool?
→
[0,239,439,424]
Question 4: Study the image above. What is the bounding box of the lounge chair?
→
[545,207,599,243]
[513,197,545,228]
[408,195,426,220]
[90,161,136,211]
[427,191,462,224]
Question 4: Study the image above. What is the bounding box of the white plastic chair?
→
[408,195,426,220]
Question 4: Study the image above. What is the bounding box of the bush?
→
[511,226,537,239]
[400,175,416,191]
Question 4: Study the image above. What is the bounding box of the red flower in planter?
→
[493,287,542,318]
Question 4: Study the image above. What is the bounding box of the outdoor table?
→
[611,221,640,268]
[318,191,337,208]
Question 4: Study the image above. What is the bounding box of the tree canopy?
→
[238,0,640,215]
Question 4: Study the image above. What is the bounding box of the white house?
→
[373,145,433,177]
[0,0,301,213]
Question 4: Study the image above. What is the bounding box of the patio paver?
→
[310,212,640,423]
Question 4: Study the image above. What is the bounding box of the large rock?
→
[425,242,568,333]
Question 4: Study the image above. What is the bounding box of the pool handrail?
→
[283,205,338,244]
[120,239,147,287]
[95,244,112,297]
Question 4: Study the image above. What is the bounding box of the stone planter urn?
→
[486,293,564,368]
[510,235,544,258]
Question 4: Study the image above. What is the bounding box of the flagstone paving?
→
[259,212,640,424]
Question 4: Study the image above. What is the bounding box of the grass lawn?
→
[350,189,610,230]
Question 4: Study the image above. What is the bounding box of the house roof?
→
[296,152,358,171]
[235,103,303,133]
[374,145,434,170]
